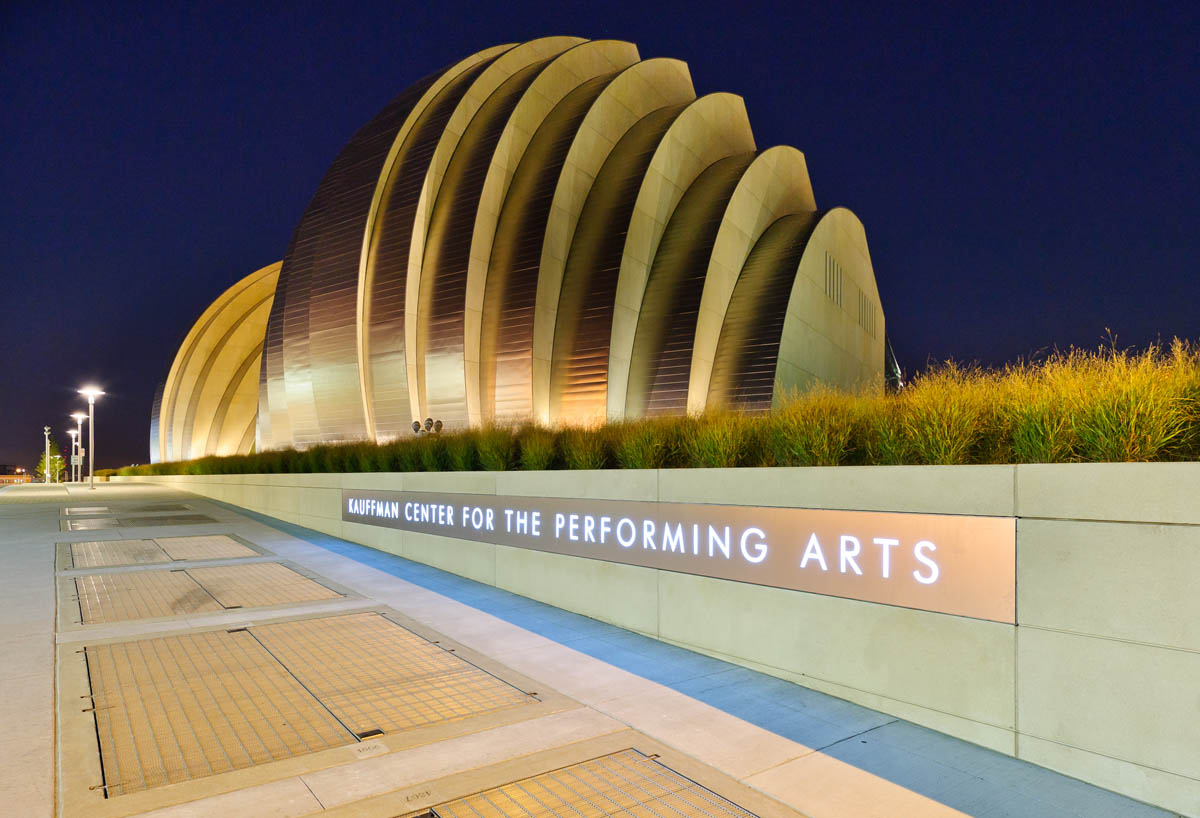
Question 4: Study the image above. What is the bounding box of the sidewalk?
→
[0,482,1179,817]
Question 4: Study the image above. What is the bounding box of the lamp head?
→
[44,426,50,434]
[71,412,88,423]
[68,430,78,439]
[78,386,105,402]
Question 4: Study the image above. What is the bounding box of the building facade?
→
[152,37,885,460]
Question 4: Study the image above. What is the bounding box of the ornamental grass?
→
[111,340,1200,477]
[516,425,557,470]
[559,427,611,470]
[475,426,516,471]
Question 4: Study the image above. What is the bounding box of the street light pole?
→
[78,386,104,490]
[71,412,87,484]
[43,426,50,485]
[68,429,78,483]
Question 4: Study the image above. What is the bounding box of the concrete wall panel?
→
[657,465,1016,516]
[495,544,659,634]
[657,572,1017,748]
[1017,461,1200,524]
[1017,627,1200,781]
[404,530,497,585]
[1019,518,1200,650]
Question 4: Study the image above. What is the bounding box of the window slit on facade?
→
[824,251,843,306]
[858,290,876,339]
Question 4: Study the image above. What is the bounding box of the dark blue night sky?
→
[2,1,1196,467]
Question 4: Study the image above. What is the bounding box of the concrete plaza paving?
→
[0,481,1181,817]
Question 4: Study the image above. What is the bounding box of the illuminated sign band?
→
[342,490,1016,622]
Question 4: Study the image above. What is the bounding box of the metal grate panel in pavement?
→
[433,749,759,818]
[66,506,110,515]
[68,518,120,531]
[75,571,224,623]
[115,514,217,527]
[154,535,257,561]
[251,612,532,736]
[85,630,356,796]
[71,539,171,569]
[185,563,341,608]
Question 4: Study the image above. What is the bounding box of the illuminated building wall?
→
[154,37,886,455]
[150,263,280,463]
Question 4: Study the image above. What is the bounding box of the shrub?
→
[998,362,1077,463]
[444,431,478,471]
[895,365,987,465]
[337,443,371,473]
[393,439,424,472]
[681,412,755,468]
[858,396,908,465]
[516,425,557,470]
[560,427,609,469]
[1008,400,1075,463]
[769,388,858,466]
[1170,339,1200,459]
[612,420,664,469]
[1070,345,1191,461]
[476,426,516,471]
[106,338,1200,475]
[368,442,396,472]
[416,435,447,471]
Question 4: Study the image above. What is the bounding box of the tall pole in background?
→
[71,412,87,483]
[79,386,104,490]
[68,429,78,483]
[43,426,50,484]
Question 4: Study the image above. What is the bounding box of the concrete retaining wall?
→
[116,464,1200,815]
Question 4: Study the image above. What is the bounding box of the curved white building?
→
[152,37,885,460]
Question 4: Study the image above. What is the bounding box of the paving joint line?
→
[810,718,899,754]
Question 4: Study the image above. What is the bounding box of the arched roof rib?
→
[360,48,510,442]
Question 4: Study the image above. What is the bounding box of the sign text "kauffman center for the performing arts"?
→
[344,490,1016,623]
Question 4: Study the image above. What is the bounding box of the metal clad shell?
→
[419,62,551,428]
[161,39,885,457]
[263,71,442,447]
[482,74,617,423]
[550,105,688,424]
[708,213,819,410]
[365,61,494,440]
[627,153,757,417]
